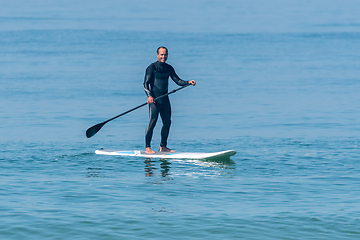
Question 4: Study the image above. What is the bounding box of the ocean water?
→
[1,0,360,239]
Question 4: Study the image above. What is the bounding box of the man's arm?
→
[143,64,155,102]
[169,65,191,86]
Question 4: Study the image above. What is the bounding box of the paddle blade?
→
[86,122,106,138]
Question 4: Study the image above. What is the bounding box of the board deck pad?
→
[95,149,236,160]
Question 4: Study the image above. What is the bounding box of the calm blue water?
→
[1,0,360,239]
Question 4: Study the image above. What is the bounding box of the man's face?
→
[157,48,168,63]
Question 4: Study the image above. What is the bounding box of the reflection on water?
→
[86,166,102,178]
[144,158,156,177]
[144,157,236,178]
[160,160,171,177]
[144,158,172,177]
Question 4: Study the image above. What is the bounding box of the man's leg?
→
[145,103,159,154]
[159,100,175,152]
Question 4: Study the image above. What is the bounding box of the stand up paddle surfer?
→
[143,46,196,154]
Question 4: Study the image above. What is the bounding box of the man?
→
[143,46,196,154]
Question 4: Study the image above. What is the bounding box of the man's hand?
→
[188,80,196,86]
[147,96,154,104]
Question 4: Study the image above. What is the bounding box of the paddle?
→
[86,84,190,138]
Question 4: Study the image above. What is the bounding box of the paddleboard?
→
[95,149,236,160]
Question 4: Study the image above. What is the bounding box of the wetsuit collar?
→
[156,60,167,65]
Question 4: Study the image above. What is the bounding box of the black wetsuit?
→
[143,61,188,148]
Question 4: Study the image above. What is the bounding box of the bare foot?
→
[160,147,175,152]
[145,147,155,154]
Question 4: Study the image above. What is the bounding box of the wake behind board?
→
[95,149,236,160]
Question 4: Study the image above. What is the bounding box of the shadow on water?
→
[202,156,236,166]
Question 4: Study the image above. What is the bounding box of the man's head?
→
[157,46,168,63]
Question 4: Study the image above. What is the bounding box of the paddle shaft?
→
[86,84,190,138]
[105,84,189,123]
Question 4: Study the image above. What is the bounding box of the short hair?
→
[157,46,168,54]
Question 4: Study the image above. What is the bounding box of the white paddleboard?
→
[95,149,236,160]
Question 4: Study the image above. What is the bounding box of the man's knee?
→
[162,119,171,128]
